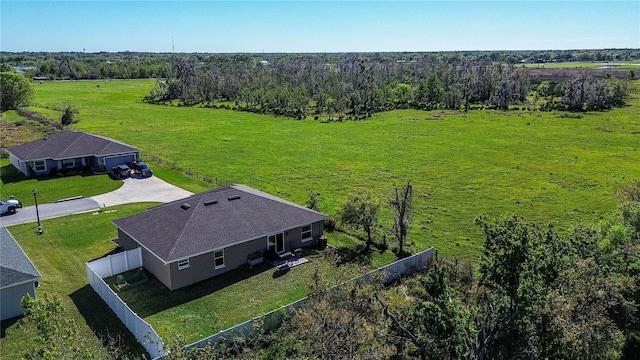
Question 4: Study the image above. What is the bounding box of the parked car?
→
[127,161,153,177]
[0,198,23,215]
[112,164,131,179]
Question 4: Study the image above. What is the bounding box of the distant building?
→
[12,66,35,74]
[7,131,140,177]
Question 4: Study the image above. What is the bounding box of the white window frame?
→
[178,259,190,270]
[301,224,313,242]
[267,234,276,251]
[62,158,75,169]
[214,249,225,270]
[267,233,284,253]
[33,160,46,172]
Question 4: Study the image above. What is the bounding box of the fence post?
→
[455,258,458,282]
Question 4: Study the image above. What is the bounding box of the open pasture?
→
[29,79,640,262]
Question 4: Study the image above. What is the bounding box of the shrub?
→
[324,217,336,232]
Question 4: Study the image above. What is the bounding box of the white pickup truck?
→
[0,198,23,214]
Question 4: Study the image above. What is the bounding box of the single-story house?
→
[1,227,42,321]
[6,131,140,177]
[113,184,327,291]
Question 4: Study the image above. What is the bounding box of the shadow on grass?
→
[335,243,373,267]
[0,164,25,185]
[0,163,110,185]
[69,285,148,358]
[272,267,290,278]
[0,316,21,338]
[113,262,275,318]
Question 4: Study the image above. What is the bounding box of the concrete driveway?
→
[1,176,194,227]
[91,175,193,207]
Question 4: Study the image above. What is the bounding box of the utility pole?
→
[33,189,43,235]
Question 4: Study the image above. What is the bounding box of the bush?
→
[324,217,336,232]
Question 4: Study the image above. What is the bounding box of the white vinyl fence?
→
[86,248,167,359]
[185,247,434,352]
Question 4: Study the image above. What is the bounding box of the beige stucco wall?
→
[288,221,324,249]
[169,237,267,290]
[119,220,326,291]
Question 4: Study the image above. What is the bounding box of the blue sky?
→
[1,1,639,53]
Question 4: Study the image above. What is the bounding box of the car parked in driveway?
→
[127,161,153,177]
[112,164,131,179]
[0,198,23,214]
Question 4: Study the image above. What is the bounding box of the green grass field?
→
[2,77,639,356]
[0,158,123,207]
[524,61,640,69]
[0,204,152,359]
[27,79,640,263]
[112,245,361,343]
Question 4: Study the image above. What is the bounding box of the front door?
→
[268,233,285,254]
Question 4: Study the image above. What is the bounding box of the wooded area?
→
[145,54,630,117]
[165,181,640,360]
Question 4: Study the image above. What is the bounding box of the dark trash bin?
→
[318,235,327,250]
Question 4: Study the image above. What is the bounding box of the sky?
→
[1,1,639,53]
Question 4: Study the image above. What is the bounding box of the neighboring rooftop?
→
[113,184,327,263]
[0,227,41,289]
[7,131,139,161]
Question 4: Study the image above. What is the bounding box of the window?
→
[33,160,46,172]
[301,224,312,242]
[214,250,225,270]
[62,158,75,169]
[178,259,190,270]
[268,235,274,250]
[268,233,284,253]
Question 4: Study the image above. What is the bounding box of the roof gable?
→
[113,185,327,263]
[0,228,41,289]
[7,131,139,161]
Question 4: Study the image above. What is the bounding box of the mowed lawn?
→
[0,159,123,207]
[111,244,361,344]
[30,79,640,262]
[0,204,153,359]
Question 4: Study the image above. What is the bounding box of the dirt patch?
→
[426,111,455,120]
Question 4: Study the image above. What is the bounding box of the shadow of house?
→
[111,261,275,318]
[6,131,139,177]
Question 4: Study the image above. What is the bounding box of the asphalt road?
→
[0,198,101,227]
[0,176,193,227]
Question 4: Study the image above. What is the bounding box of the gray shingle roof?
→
[113,185,327,263]
[0,228,41,289]
[7,131,139,161]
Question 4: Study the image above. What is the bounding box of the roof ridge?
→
[165,187,239,259]
[90,133,140,151]
[166,197,202,260]
[0,265,38,278]
[231,184,323,215]
[55,131,84,158]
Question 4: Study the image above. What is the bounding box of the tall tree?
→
[0,71,34,111]
[338,192,380,246]
[390,181,413,256]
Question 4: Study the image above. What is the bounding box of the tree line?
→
[144,54,630,118]
[2,48,639,76]
[0,50,633,114]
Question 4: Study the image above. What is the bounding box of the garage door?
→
[103,154,137,170]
